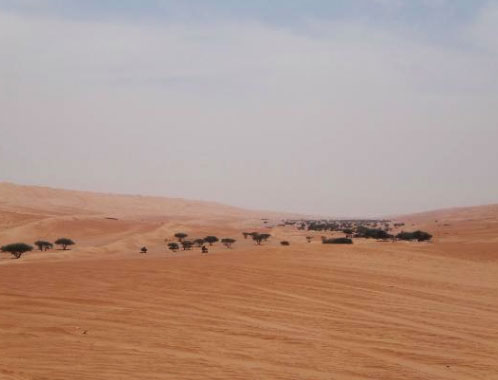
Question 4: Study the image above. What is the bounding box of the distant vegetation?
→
[204,236,219,246]
[283,218,432,244]
[181,241,193,250]
[168,242,179,252]
[322,237,353,245]
[221,238,236,248]
[1,243,33,259]
[354,226,393,240]
[55,238,75,250]
[396,231,432,242]
[34,240,53,251]
[252,233,271,245]
[174,233,188,242]
[280,240,290,246]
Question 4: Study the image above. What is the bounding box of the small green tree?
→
[34,240,53,251]
[55,238,75,250]
[204,236,219,246]
[168,242,179,252]
[1,243,33,259]
[221,238,236,248]
[174,233,188,242]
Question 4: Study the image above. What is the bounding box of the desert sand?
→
[0,183,497,379]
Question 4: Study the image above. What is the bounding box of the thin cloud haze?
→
[0,1,497,217]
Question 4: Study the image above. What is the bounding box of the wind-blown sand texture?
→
[1,183,497,379]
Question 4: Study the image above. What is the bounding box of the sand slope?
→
[0,184,497,379]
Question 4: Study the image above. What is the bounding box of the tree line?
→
[1,238,75,259]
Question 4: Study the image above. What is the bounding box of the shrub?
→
[174,233,188,242]
[34,240,53,251]
[168,242,179,252]
[140,246,148,254]
[322,238,353,245]
[280,241,290,246]
[54,238,75,250]
[204,236,219,246]
[221,238,236,248]
[1,243,33,259]
[306,236,312,243]
[396,230,432,242]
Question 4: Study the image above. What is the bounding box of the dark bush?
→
[322,238,353,245]
[168,242,179,252]
[140,246,148,254]
[396,230,432,242]
[280,241,290,246]
[355,227,393,240]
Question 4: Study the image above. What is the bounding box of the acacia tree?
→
[242,232,250,239]
[221,238,236,248]
[204,236,219,246]
[140,246,148,254]
[168,242,179,252]
[174,233,188,242]
[1,243,33,259]
[55,238,75,250]
[34,240,53,251]
[252,233,271,245]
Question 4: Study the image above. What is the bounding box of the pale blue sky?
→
[1,1,497,216]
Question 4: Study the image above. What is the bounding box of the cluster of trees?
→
[352,227,432,242]
[396,230,432,242]
[354,226,393,240]
[322,237,353,245]
[283,218,432,244]
[165,233,236,253]
[242,232,271,245]
[1,238,75,259]
[282,218,393,233]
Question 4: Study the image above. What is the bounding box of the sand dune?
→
[0,184,497,379]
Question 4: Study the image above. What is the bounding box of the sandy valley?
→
[0,183,497,379]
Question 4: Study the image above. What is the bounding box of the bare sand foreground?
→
[0,183,497,380]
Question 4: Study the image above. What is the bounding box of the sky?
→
[1,0,497,217]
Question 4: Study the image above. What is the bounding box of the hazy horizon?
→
[1,1,497,217]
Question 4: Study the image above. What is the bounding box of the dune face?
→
[0,184,497,379]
